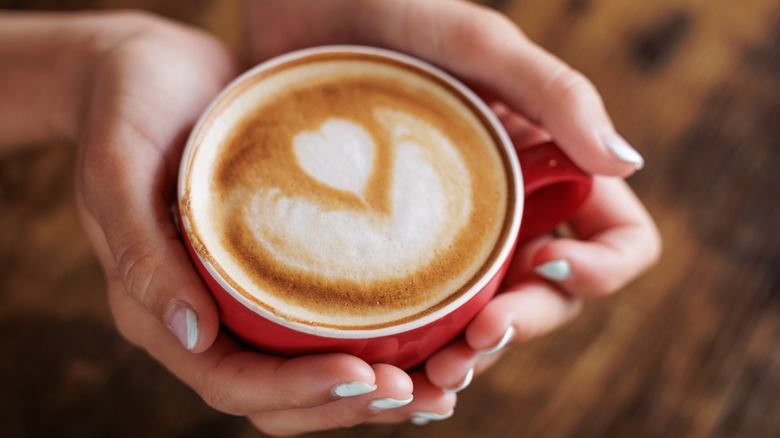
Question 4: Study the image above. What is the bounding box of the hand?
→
[244,0,660,422]
[68,11,443,436]
[424,106,660,396]
[246,0,646,176]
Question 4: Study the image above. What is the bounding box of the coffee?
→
[181,51,515,330]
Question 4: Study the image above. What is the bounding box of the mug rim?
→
[177,45,524,339]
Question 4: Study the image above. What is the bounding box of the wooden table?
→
[2,0,780,436]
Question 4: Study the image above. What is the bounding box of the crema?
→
[182,53,513,329]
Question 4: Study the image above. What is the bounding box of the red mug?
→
[178,46,592,370]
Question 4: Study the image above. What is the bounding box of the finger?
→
[249,364,414,436]
[369,372,457,426]
[76,34,238,352]
[103,271,385,417]
[425,281,582,390]
[425,338,509,393]
[76,182,218,354]
[79,153,218,352]
[531,177,662,298]
[473,348,504,376]
[464,281,582,353]
[358,0,644,176]
[424,339,479,393]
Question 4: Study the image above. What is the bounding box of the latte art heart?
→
[248,110,472,281]
[293,119,376,200]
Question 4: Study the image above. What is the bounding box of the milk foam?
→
[184,54,510,328]
[246,109,472,281]
[293,118,376,200]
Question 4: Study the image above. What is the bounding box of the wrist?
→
[0,12,93,146]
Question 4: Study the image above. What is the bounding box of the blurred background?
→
[2,0,780,437]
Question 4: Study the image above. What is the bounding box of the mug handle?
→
[516,142,593,243]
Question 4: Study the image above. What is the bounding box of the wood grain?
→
[2,0,780,437]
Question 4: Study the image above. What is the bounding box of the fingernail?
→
[333,382,377,398]
[479,326,516,356]
[444,368,474,394]
[603,132,645,170]
[169,305,199,350]
[535,259,572,282]
[411,417,431,426]
[410,409,455,426]
[369,395,414,410]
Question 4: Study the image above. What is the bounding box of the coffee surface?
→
[183,54,512,329]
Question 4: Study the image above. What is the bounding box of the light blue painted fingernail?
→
[332,382,377,398]
[444,368,474,394]
[479,326,516,356]
[370,395,414,410]
[169,306,199,350]
[410,409,455,426]
[535,259,572,282]
[603,131,645,170]
[410,417,431,426]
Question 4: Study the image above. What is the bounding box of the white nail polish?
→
[603,132,645,170]
[444,368,474,394]
[535,259,572,282]
[479,326,515,356]
[410,417,431,426]
[332,382,377,398]
[410,409,455,425]
[169,306,199,350]
[370,395,414,410]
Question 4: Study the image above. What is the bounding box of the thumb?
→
[77,124,220,354]
[70,19,241,353]
[105,202,219,353]
[79,181,219,353]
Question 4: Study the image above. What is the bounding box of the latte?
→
[181,50,515,330]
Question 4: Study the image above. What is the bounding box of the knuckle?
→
[591,227,663,297]
[76,10,163,62]
[586,275,623,298]
[198,380,243,416]
[536,66,600,121]
[481,8,523,39]
[512,320,542,344]
[111,231,166,313]
[549,67,598,105]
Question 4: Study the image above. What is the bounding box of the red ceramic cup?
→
[178,46,592,370]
